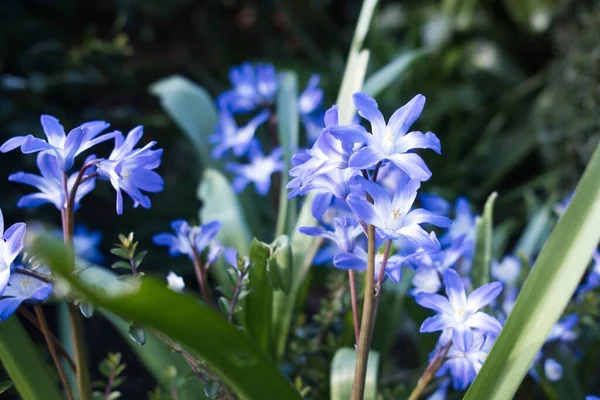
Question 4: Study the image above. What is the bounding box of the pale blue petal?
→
[347,194,386,227]
[415,292,453,314]
[348,146,386,169]
[420,314,453,332]
[466,282,503,312]
[352,93,386,137]
[388,153,432,181]
[465,312,503,333]
[387,94,425,136]
[443,268,468,310]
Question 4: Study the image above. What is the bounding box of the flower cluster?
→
[0,114,165,321]
[210,62,326,197]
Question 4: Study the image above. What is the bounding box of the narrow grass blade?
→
[331,348,379,400]
[33,237,302,400]
[464,143,600,399]
[0,318,63,400]
[472,192,497,287]
[275,71,299,237]
[362,50,427,98]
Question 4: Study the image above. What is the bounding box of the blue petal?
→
[388,153,432,181]
[420,314,452,332]
[298,226,326,237]
[0,136,26,152]
[17,193,52,208]
[355,177,391,208]
[447,358,476,390]
[153,233,178,249]
[333,252,366,271]
[324,105,339,126]
[40,114,66,146]
[394,131,441,154]
[443,268,468,310]
[415,292,453,314]
[311,192,333,220]
[466,281,503,312]
[348,146,385,169]
[20,135,54,153]
[419,193,451,216]
[328,125,373,145]
[387,94,426,136]
[0,297,25,321]
[404,209,453,227]
[3,223,26,266]
[465,312,503,333]
[347,194,386,227]
[452,325,474,352]
[352,93,386,136]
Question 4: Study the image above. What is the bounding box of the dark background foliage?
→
[0,0,598,398]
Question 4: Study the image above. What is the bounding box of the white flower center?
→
[391,208,402,220]
[454,308,466,323]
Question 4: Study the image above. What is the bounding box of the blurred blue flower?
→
[210,109,270,159]
[72,225,103,264]
[426,378,450,400]
[0,265,52,321]
[298,74,325,142]
[411,237,468,294]
[226,142,283,196]
[546,314,578,343]
[218,62,278,113]
[153,220,221,260]
[347,176,450,249]
[578,250,600,296]
[299,217,364,254]
[441,197,476,249]
[416,268,503,342]
[0,114,112,171]
[420,193,451,216]
[330,93,440,180]
[543,358,563,381]
[491,255,521,286]
[9,153,96,211]
[442,331,496,390]
[0,209,26,294]
[97,126,164,215]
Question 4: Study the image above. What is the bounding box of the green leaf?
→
[149,75,218,168]
[275,72,299,237]
[34,238,301,400]
[0,381,13,395]
[471,192,497,287]
[102,311,207,400]
[244,239,274,355]
[198,168,251,255]
[268,235,293,293]
[330,348,379,400]
[515,197,555,260]
[362,50,427,98]
[0,318,63,400]
[464,143,600,399]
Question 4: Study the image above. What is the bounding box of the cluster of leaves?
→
[92,352,126,400]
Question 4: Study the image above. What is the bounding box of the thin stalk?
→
[191,248,211,305]
[18,308,76,371]
[228,273,244,324]
[62,171,92,400]
[351,224,376,400]
[407,343,451,400]
[348,270,360,345]
[369,240,392,334]
[13,267,53,284]
[34,305,75,400]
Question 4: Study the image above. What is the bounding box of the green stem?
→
[351,224,376,400]
[348,270,360,345]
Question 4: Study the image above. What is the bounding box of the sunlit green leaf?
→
[472,192,497,287]
[330,348,379,400]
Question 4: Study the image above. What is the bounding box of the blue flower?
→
[0,209,26,294]
[97,126,164,215]
[0,114,113,171]
[333,247,408,283]
[329,93,440,180]
[299,217,364,254]
[9,152,96,210]
[442,331,496,390]
[491,256,521,287]
[543,358,563,381]
[426,378,450,400]
[578,250,600,296]
[420,193,451,216]
[411,237,468,294]
[298,75,325,142]
[0,265,53,321]
[72,225,103,264]
[441,197,476,248]
[210,109,270,159]
[546,314,577,343]
[218,62,278,113]
[226,142,283,196]
[347,176,451,249]
[153,220,222,260]
[416,268,503,341]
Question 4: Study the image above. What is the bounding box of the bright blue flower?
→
[333,247,410,283]
[442,331,496,390]
[416,268,503,342]
[72,225,103,263]
[97,126,164,215]
[586,396,600,400]
[153,220,222,260]
[420,193,451,216]
[9,152,96,210]
[329,93,440,180]
[543,358,563,381]
[0,114,113,171]
[298,75,325,142]
[347,176,451,250]
[299,217,364,254]
[210,109,270,159]
[218,63,278,113]
[226,142,283,196]
[0,265,53,321]
[0,209,26,294]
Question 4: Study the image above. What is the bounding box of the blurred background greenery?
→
[0,0,598,398]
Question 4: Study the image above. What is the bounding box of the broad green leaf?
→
[330,348,379,400]
[33,237,301,400]
[362,50,427,98]
[272,0,376,360]
[102,311,207,400]
[472,192,497,287]
[464,143,600,399]
[275,72,299,237]
[0,318,63,400]
[149,75,218,168]
[244,239,274,355]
